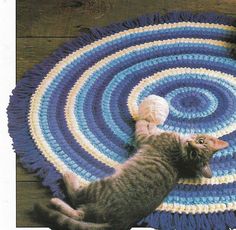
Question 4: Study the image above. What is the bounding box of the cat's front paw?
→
[136,119,149,127]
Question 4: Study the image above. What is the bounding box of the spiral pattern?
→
[9,15,236,225]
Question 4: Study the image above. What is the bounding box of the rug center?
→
[180,96,201,108]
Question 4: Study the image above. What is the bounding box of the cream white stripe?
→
[29,23,235,178]
[178,173,236,185]
[156,201,236,213]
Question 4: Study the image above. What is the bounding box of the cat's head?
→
[180,134,228,178]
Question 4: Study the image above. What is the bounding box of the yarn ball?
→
[138,95,169,125]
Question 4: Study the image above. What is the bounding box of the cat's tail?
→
[34,203,110,230]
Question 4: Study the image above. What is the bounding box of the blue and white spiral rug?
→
[8,12,236,229]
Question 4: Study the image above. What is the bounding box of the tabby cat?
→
[34,120,228,230]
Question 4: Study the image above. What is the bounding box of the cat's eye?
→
[190,150,197,159]
[197,138,205,144]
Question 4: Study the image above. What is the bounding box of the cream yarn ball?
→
[138,95,169,125]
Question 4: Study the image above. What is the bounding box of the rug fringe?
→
[8,60,65,198]
[137,211,236,230]
[88,11,236,39]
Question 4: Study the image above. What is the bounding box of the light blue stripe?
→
[164,194,236,205]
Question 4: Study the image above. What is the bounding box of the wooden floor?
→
[17,0,236,227]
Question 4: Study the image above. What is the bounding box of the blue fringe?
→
[138,211,236,230]
[7,10,236,228]
[87,11,236,38]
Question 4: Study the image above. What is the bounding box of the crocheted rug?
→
[8,12,236,229]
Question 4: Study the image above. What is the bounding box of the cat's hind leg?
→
[50,197,85,220]
[34,203,111,230]
[34,203,77,230]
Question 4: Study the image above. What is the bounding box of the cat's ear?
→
[210,137,229,152]
[199,163,212,178]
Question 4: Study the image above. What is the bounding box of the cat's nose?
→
[187,140,200,150]
[187,140,193,144]
[187,140,191,146]
[186,136,193,143]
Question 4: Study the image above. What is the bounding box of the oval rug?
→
[8,12,236,230]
